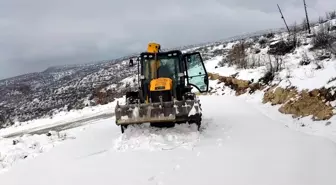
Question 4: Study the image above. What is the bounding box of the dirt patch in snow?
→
[263,86,298,105]
[263,87,336,120]
[208,72,265,95]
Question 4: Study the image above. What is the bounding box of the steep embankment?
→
[208,72,336,121]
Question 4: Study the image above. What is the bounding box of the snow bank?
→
[208,79,336,143]
[0,131,75,173]
[0,97,124,137]
[242,92,336,143]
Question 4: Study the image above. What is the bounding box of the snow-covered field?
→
[1,95,336,185]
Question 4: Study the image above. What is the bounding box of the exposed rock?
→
[208,73,221,80]
[232,78,249,88]
[249,83,264,94]
[268,40,296,55]
[263,87,336,120]
[208,72,264,96]
[231,78,249,95]
[258,71,274,85]
[279,94,334,120]
[262,87,297,105]
[210,72,336,121]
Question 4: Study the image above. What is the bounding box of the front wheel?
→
[196,120,201,131]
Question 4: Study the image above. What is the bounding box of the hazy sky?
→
[0,0,335,79]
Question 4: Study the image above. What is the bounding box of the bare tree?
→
[311,24,336,50]
[267,54,284,74]
[227,40,248,69]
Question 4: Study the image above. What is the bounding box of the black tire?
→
[188,113,202,131]
[121,125,128,133]
[150,122,175,128]
[196,120,201,131]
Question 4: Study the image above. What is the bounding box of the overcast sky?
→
[0,0,335,79]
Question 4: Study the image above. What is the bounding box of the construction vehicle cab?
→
[115,43,209,133]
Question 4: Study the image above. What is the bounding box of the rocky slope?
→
[204,16,336,121]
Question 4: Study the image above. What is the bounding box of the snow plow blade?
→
[115,99,201,125]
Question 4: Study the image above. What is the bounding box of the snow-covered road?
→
[1,95,336,185]
[2,113,113,138]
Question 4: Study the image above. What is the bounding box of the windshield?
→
[142,55,179,83]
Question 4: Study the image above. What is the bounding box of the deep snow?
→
[1,95,336,185]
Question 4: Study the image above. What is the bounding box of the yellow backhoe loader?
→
[115,42,209,133]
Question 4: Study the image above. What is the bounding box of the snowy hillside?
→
[193,17,336,122]
[0,58,138,128]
